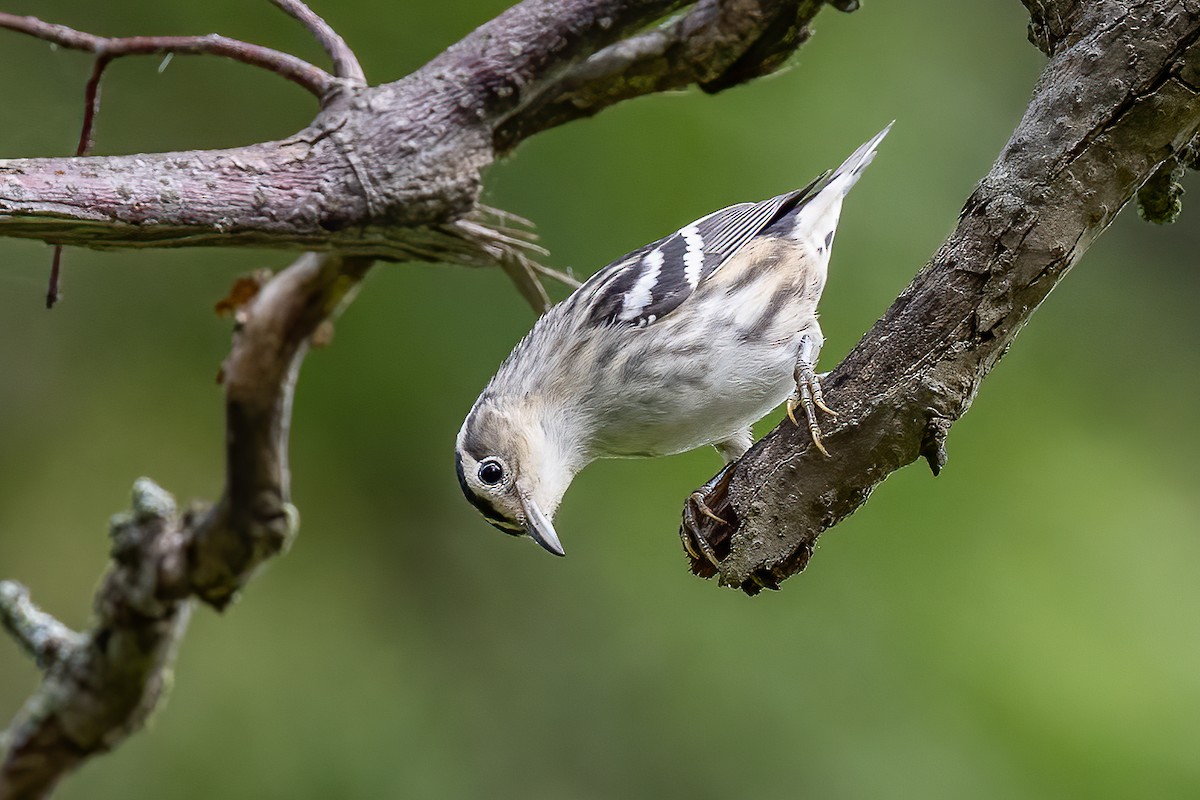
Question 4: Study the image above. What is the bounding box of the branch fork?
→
[0,0,852,313]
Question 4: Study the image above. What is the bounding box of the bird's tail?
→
[825,121,893,197]
[772,122,892,248]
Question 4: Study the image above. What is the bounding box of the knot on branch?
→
[701,1,819,94]
[130,478,177,525]
[699,0,856,95]
[254,499,302,558]
[920,415,952,476]
[1137,137,1200,225]
[1022,0,1084,55]
[107,479,181,618]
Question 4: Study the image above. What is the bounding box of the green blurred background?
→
[2,1,1198,797]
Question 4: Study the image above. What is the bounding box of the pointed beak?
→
[519,491,565,557]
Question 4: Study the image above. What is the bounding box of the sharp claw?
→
[786,398,800,427]
[685,492,727,568]
[690,492,729,526]
[791,335,834,455]
[686,527,720,567]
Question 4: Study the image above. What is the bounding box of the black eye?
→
[478,459,504,486]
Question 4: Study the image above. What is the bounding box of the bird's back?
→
[484,124,893,457]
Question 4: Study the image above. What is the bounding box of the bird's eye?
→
[478,459,505,486]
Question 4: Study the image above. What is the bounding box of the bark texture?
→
[0,0,835,308]
[0,252,367,800]
[682,0,1200,593]
[0,0,847,796]
[4,0,1195,794]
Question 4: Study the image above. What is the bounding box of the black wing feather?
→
[583,171,830,328]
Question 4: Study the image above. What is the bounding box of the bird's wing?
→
[582,172,829,329]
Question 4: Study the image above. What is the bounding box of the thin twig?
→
[529,261,581,289]
[46,247,64,309]
[46,54,112,309]
[0,582,83,670]
[75,55,111,156]
[0,13,335,97]
[270,0,365,83]
[1,6,343,306]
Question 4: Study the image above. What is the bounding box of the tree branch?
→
[1,0,845,792]
[495,0,850,151]
[681,0,1200,594]
[189,252,372,608]
[0,252,369,799]
[270,0,366,83]
[0,585,84,671]
[0,0,842,311]
[0,480,192,800]
[0,13,336,98]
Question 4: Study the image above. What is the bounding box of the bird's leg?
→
[786,333,835,457]
[713,429,752,464]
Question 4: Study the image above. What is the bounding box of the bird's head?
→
[454,394,583,556]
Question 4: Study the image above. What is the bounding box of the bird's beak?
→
[519,491,565,557]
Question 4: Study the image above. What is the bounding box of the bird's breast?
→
[588,280,821,456]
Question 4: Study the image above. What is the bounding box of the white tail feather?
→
[786,122,892,253]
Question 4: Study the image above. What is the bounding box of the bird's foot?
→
[788,340,835,457]
[681,463,736,571]
[684,492,726,567]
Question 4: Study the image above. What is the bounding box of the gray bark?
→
[682,0,1200,593]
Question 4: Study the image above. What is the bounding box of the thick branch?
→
[0,0,838,310]
[496,0,841,151]
[419,0,692,120]
[682,0,1200,594]
[0,0,701,232]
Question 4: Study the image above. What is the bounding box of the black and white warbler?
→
[456,124,891,560]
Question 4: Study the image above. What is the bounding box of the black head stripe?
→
[459,410,493,462]
[455,450,519,529]
[486,519,523,537]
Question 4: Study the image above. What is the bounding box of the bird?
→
[455,123,891,562]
